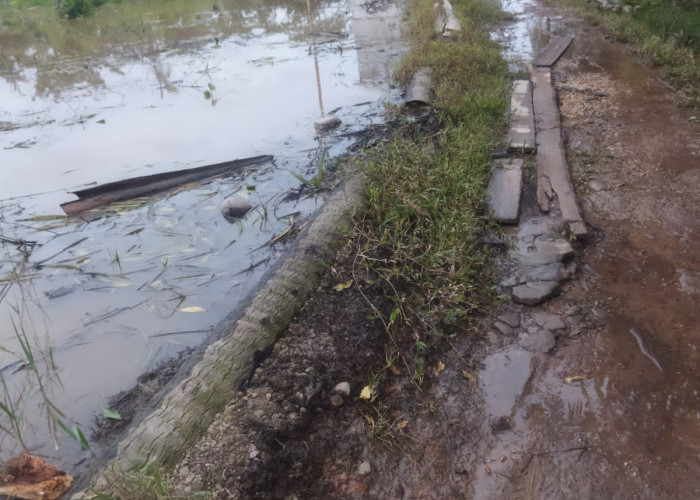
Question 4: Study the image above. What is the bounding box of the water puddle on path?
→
[477,0,700,498]
[0,0,408,473]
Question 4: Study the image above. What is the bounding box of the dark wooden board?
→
[533,36,574,67]
[61,155,273,215]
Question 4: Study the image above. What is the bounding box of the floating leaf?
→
[437,361,445,374]
[101,408,122,420]
[461,370,475,382]
[208,82,216,91]
[333,280,353,292]
[359,385,372,400]
[203,90,211,99]
[179,306,206,313]
[97,119,106,124]
[564,375,585,384]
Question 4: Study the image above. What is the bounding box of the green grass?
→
[545,0,700,109]
[93,460,212,500]
[354,0,509,376]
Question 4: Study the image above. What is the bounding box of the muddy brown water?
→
[474,1,700,498]
[0,0,407,474]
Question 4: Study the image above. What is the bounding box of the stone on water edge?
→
[221,196,252,219]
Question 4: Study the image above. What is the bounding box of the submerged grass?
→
[354,0,509,378]
[545,0,700,109]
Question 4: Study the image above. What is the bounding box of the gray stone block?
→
[487,158,523,224]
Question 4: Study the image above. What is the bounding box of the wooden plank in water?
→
[533,36,574,67]
[61,155,273,215]
[507,80,536,154]
[487,158,523,224]
[531,67,588,239]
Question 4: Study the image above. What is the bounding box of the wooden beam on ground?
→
[507,80,536,154]
[60,155,273,215]
[533,36,574,67]
[530,67,588,239]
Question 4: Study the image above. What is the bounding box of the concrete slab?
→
[533,36,574,67]
[507,80,536,153]
[443,0,461,36]
[487,158,523,224]
[512,280,560,305]
[531,67,588,239]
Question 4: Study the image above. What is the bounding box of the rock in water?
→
[221,196,252,219]
[314,116,341,135]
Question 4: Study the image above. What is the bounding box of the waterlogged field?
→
[0,0,407,473]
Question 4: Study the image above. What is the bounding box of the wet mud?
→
[169,1,699,499]
[473,1,700,498]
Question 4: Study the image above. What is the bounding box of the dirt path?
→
[171,4,699,499]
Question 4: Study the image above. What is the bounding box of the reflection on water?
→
[491,0,564,72]
[0,0,408,473]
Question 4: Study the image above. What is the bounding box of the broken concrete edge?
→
[434,1,446,35]
[487,158,523,224]
[442,0,461,36]
[506,80,536,154]
[530,67,589,240]
[405,67,433,107]
[78,174,366,496]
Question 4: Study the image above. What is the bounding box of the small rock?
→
[330,395,344,407]
[253,409,265,419]
[532,312,565,331]
[221,196,252,219]
[514,239,574,266]
[490,416,512,434]
[314,116,341,135]
[486,331,502,345]
[498,312,521,328]
[358,461,371,476]
[512,281,560,305]
[519,329,556,353]
[494,321,514,336]
[566,314,583,327]
[333,381,351,396]
[522,262,571,282]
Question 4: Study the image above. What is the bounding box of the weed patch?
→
[354,0,509,380]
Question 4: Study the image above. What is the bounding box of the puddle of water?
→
[481,1,700,496]
[0,0,409,473]
[480,346,532,418]
[492,0,569,72]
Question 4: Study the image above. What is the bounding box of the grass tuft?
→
[354,0,509,380]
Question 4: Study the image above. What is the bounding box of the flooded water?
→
[0,0,407,471]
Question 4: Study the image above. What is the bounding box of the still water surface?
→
[0,0,407,470]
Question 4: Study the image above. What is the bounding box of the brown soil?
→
[171,6,700,500]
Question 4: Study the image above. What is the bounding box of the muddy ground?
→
[170,5,700,500]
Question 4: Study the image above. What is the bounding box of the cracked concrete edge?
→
[506,80,536,153]
[83,174,366,491]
